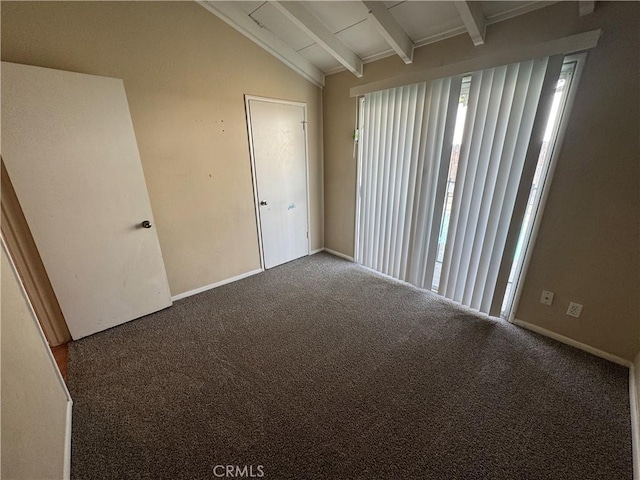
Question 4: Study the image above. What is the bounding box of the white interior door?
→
[1,62,172,339]
[247,98,309,269]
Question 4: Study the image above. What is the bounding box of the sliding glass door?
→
[501,54,586,319]
[355,54,585,319]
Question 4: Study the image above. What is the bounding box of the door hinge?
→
[301,121,307,131]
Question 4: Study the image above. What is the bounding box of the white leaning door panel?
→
[248,99,309,269]
[1,62,172,339]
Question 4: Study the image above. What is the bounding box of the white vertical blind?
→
[406,78,461,288]
[489,55,564,316]
[356,55,563,316]
[356,79,459,281]
[438,58,550,312]
[358,83,426,274]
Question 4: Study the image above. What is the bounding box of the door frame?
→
[1,159,71,346]
[244,95,311,270]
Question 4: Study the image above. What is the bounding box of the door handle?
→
[260,201,268,206]
[141,220,152,228]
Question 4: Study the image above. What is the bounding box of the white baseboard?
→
[632,359,640,480]
[171,249,350,301]
[511,318,632,367]
[171,268,263,301]
[64,400,72,480]
[323,248,355,262]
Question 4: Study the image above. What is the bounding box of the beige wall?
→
[1,245,71,479]
[1,1,323,296]
[323,2,639,360]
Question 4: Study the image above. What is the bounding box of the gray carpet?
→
[68,252,632,479]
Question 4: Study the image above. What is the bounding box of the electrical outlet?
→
[567,302,583,318]
[540,290,554,306]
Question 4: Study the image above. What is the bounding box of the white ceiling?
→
[198,1,589,87]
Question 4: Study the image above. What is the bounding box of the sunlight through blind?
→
[440,58,552,313]
[356,56,563,316]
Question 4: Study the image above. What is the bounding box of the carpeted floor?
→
[68,253,632,479]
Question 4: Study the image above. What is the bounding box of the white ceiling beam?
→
[579,1,595,16]
[272,1,363,78]
[362,1,414,64]
[454,1,487,46]
[197,1,325,88]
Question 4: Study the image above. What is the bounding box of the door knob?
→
[141,220,152,228]
[260,201,268,206]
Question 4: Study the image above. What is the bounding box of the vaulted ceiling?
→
[198,1,595,87]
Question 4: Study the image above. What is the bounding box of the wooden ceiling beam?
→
[362,1,414,64]
[454,1,487,46]
[273,1,363,77]
[197,1,325,87]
